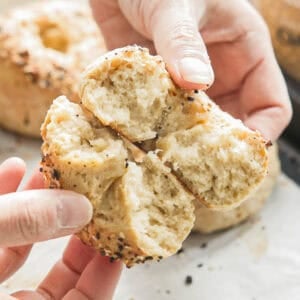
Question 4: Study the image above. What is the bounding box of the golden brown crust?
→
[193,145,280,233]
[41,153,152,267]
[40,97,194,267]
[0,1,106,137]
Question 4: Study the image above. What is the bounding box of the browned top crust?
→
[0,0,106,97]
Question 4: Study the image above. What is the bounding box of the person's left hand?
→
[0,158,122,300]
[4,236,122,300]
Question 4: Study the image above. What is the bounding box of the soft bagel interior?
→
[80,46,269,209]
[41,96,195,267]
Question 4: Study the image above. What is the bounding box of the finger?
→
[0,246,32,283]
[0,158,26,194]
[0,190,92,247]
[118,0,214,89]
[10,291,44,300]
[0,158,28,283]
[0,169,46,283]
[242,54,292,140]
[63,256,122,300]
[37,236,96,300]
[0,293,16,300]
[90,0,152,51]
[23,168,45,190]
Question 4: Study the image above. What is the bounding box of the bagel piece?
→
[41,96,195,267]
[193,144,280,233]
[80,46,269,209]
[0,1,105,137]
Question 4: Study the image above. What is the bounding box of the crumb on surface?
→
[185,275,193,285]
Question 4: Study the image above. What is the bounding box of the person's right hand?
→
[90,0,292,142]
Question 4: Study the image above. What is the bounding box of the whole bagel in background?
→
[253,0,300,81]
[193,144,280,234]
[0,1,106,137]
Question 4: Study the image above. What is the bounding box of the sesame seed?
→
[200,242,207,249]
[185,275,193,285]
[145,256,153,260]
[52,169,60,180]
[18,50,29,57]
[25,71,39,83]
[176,248,184,255]
[266,140,272,147]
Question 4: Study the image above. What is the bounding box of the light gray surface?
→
[0,128,299,300]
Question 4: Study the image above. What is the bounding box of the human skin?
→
[0,158,122,300]
[90,0,292,141]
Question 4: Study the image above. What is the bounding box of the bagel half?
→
[41,96,195,267]
[80,46,269,209]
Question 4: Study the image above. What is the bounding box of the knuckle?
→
[15,202,41,242]
[13,199,56,243]
[138,0,162,37]
[169,19,198,43]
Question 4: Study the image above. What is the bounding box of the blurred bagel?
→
[0,1,105,137]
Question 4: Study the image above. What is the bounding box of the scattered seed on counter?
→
[176,247,184,255]
[200,242,207,249]
[185,275,193,286]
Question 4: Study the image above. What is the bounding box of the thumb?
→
[0,190,92,247]
[119,0,214,89]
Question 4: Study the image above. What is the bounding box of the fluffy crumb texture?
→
[193,145,280,233]
[0,1,106,137]
[80,45,269,209]
[41,96,195,267]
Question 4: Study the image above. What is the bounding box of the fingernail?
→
[0,157,25,168]
[57,193,93,229]
[179,57,214,85]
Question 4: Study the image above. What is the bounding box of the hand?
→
[6,236,122,300]
[90,0,292,141]
[0,157,122,299]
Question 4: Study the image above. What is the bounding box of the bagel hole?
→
[38,22,69,53]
